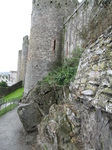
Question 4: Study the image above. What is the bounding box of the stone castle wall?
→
[24,0,78,95]
[69,26,112,150]
[63,0,112,58]
[17,50,22,82]
[63,0,93,58]
[17,36,29,84]
[18,0,112,95]
[21,36,29,84]
[17,1,112,149]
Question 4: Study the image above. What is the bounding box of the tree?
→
[0,81,8,87]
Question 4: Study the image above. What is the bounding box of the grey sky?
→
[0,0,82,72]
[0,0,32,72]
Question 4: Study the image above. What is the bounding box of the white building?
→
[0,71,17,86]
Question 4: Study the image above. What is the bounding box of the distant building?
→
[10,71,17,85]
[0,71,17,86]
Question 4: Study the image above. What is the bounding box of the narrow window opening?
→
[66,41,68,57]
[53,40,56,51]
[50,0,53,3]
[65,2,67,5]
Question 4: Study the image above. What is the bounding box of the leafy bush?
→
[39,47,83,86]
[0,81,8,87]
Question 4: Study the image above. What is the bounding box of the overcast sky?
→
[0,0,82,72]
[0,0,32,72]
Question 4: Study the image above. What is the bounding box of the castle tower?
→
[17,50,22,82]
[24,0,78,95]
[21,36,29,85]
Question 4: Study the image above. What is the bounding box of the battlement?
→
[32,0,78,10]
[23,35,29,43]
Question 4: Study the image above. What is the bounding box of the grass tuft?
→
[0,87,24,117]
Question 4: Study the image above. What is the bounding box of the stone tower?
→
[21,36,29,84]
[17,50,22,82]
[17,36,29,84]
[24,0,78,95]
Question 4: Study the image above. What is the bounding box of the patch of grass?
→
[0,103,17,117]
[0,88,24,117]
[39,47,83,86]
[4,87,24,101]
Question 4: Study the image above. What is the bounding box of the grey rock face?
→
[81,90,95,96]
[70,26,112,113]
[81,107,112,150]
[37,104,83,150]
[34,97,112,150]
[69,26,112,150]
[22,83,66,115]
[18,103,43,132]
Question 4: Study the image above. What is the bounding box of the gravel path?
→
[0,106,32,150]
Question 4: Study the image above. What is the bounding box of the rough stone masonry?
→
[24,0,78,96]
[69,26,112,150]
[17,35,29,84]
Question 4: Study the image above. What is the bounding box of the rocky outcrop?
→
[37,104,83,150]
[18,83,69,132]
[22,83,68,114]
[80,105,112,150]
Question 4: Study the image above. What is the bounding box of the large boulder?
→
[18,103,44,132]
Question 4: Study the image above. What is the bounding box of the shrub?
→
[39,47,83,86]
